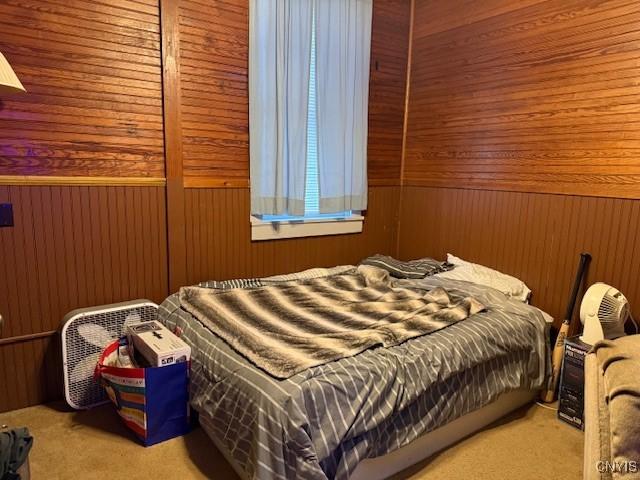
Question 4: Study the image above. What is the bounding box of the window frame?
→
[250,212,364,241]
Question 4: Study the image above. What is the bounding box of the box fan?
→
[61,300,158,409]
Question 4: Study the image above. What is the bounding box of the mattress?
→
[158,275,551,480]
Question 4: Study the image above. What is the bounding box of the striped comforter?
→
[179,265,485,378]
[159,275,550,480]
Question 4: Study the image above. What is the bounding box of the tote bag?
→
[96,339,190,446]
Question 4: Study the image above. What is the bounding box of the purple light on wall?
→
[0,84,42,174]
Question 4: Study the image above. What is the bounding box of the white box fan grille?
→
[62,300,158,409]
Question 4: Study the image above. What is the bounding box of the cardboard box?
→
[127,321,191,367]
[558,335,590,430]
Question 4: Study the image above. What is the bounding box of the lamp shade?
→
[0,52,26,94]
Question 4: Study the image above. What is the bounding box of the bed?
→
[158,265,551,480]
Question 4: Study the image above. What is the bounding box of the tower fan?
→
[61,300,158,409]
[579,283,631,345]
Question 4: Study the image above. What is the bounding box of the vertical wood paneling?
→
[0,0,164,177]
[403,0,640,199]
[178,0,410,185]
[183,186,400,285]
[398,187,640,330]
[0,337,61,413]
[0,185,168,411]
[0,186,168,339]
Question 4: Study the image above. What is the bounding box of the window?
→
[249,0,372,241]
[260,18,353,223]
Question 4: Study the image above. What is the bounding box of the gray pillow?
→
[360,255,452,279]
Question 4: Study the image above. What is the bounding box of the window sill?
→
[250,214,364,241]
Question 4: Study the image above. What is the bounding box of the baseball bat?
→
[541,252,591,403]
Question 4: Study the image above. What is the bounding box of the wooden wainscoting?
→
[183,186,401,285]
[0,185,168,411]
[398,186,640,329]
[0,336,61,413]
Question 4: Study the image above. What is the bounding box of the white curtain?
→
[249,0,313,216]
[315,0,372,213]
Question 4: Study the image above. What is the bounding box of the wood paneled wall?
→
[0,0,411,411]
[0,0,168,412]
[366,0,411,185]
[0,0,169,412]
[178,0,248,184]
[0,336,60,413]
[0,185,168,411]
[403,0,640,199]
[3,0,637,414]
[398,187,640,329]
[177,0,410,185]
[171,0,411,287]
[184,186,400,285]
[6,0,638,412]
[400,0,640,328]
[0,0,164,178]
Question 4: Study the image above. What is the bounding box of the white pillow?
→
[435,254,531,302]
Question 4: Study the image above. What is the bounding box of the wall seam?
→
[395,0,415,258]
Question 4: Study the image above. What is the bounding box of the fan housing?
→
[579,283,628,345]
[61,300,158,409]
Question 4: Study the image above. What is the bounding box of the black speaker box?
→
[557,335,590,430]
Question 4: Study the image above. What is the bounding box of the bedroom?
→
[0,0,639,479]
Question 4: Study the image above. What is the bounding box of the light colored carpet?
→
[389,402,583,480]
[0,401,582,479]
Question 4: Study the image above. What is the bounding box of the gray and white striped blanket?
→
[159,276,551,480]
[360,254,453,279]
[179,265,485,378]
